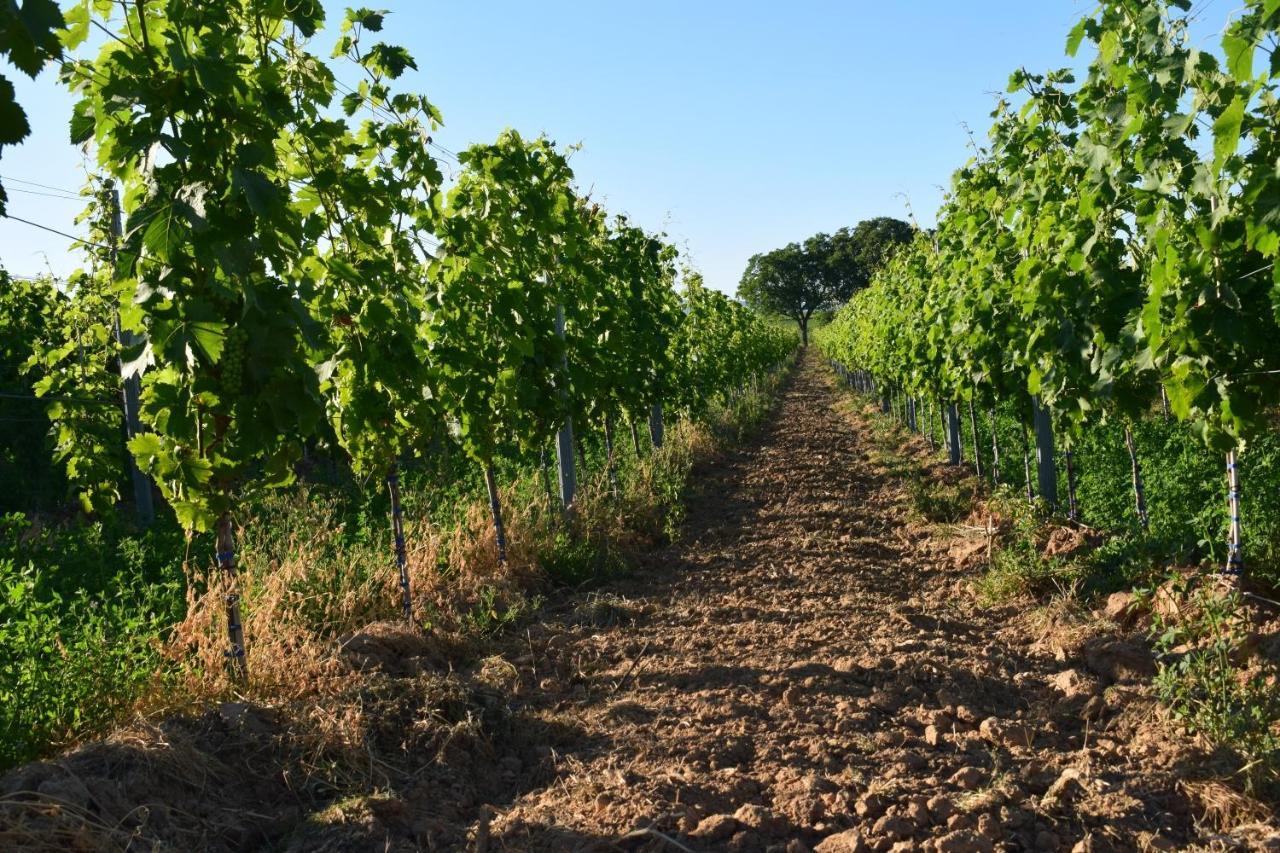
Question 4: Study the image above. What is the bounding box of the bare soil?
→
[3,353,1277,852]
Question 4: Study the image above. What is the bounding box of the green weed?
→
[1149,579,1280,792]
[907,475,973,524]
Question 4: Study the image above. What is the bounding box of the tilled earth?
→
[471,356,1276,852]
[4,354,1277,852]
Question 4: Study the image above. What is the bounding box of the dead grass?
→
[0,367,797,853]
[147,419,716,715]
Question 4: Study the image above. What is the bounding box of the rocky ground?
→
[3,353,1276,852]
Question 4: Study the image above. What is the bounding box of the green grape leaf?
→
[1212,96,1245,170]
[1222,31,1254,83]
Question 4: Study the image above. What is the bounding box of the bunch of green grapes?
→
[221,325,248,395]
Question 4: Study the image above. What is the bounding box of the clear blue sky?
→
[0,1,1201,293]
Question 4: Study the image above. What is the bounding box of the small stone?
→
[905,797,931,826]
[948,766,985,790]
[1101,591,1136,624]
[729,829,767,853]
[855,793,888,820]
[1035,830,1061,852]
[926,795,954,822]
[871,814,915,841]
[1040,768,1087,811]
[1137,832,1177,851]
[876,729,909,749]
[1084,639,1155,683]
[1048,669,1091,698]
[34,776,92,811]
[734,804,788,837]
[934,830,993,853]
[814,829,870,853]
[870,689,901,712]
[219,701,249,725]
[978,716,1032,750]
[930,709,957,729]
[691,814,740,842]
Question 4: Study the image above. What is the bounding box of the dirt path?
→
[4,353,1272,852]
[468,353,1269,852]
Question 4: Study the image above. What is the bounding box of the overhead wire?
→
[0,391,116,407]
[329,77,460,166]
[0,174,86,198]
[2,214,120,257]
[0,174,82,193]
[5,187,84,201]
[1,64,455,268]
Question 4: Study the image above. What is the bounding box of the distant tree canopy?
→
[737,217,913,345]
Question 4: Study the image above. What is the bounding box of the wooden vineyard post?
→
[603,415,619,496]
[554,306,577,510]
[1224,451,1243,583]
[907,397,917,432]
[649,403,664,449]
[1020,423,1034,502]
[629,416,641,456]
[1032,397,1058,510]
[1064,448,1080,522]
[1123,426,1149,531]
[989,407,1000,486]
[214,513,248,682]
[109,186,154,525]
[967,399,982,480]
[539,448,556,510]
[386,465,412,621]
[946,403,962,466]
[942,399,952,458]
[484,464,508,566]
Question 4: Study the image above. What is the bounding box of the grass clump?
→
[0,364,791,772]
[1147,578,1280,793]
[0,513,186,768]
[906,474,973,524]
[832,366,1280,805]
[973,490,1172,606]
